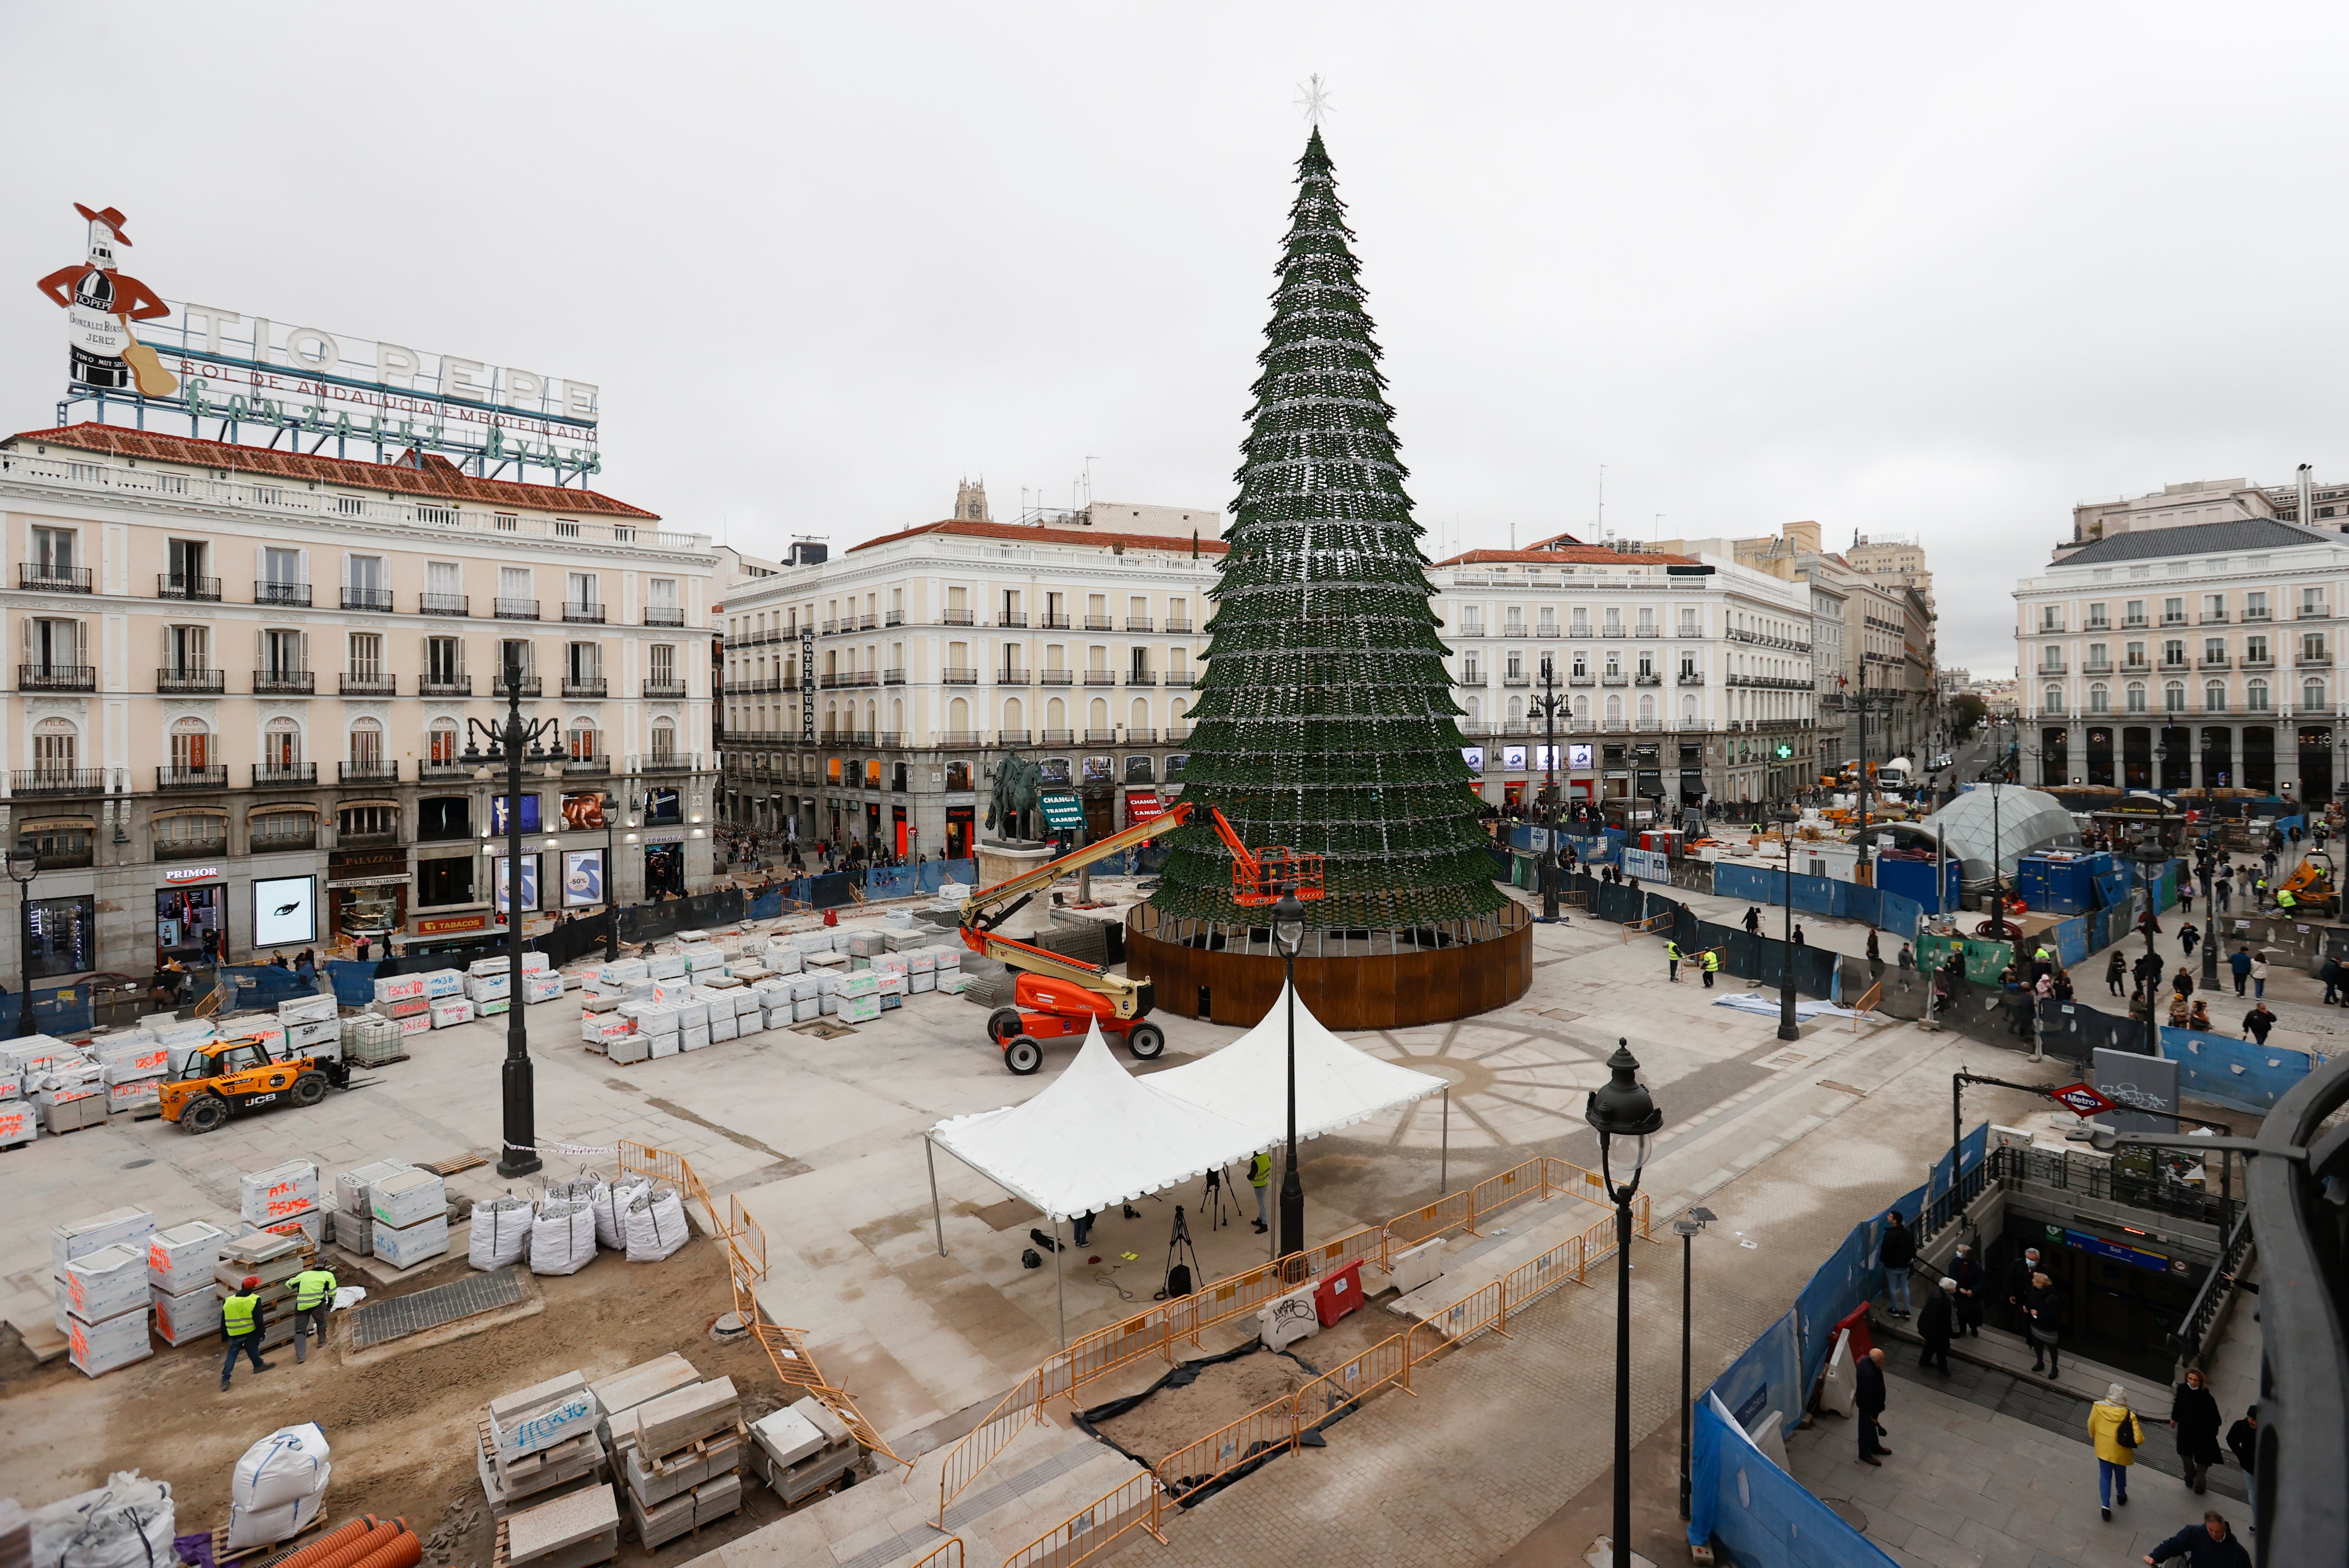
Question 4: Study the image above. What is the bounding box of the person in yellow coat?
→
[2088,1382,2146,1521]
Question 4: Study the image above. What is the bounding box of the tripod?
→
[1157,1205,1202,1301]
[1202,1165,1233,1231]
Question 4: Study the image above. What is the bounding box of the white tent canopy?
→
[1148,980,1449,1144]
[928,1022,1263,1223]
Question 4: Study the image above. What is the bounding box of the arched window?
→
[169,716,211,771]
[2044,684,2062,713]
[2248,681,2270,712]
[31,717,76,777]
[2205,681,2225,712]
[1171,698,1188,729]
[949,697,969,735]
[2125,682,2146,713]
[1465,695,1482,725]
[1507,696,1525,724]
[1089,698,1108,732]
[1605,695,1623,722]
[264,716,300,768]
[891,698,904,733]
[2164,681,2185,713]
[568,720,599,760]
[2305,679,2326,713]
[1572,694,1589,721]
[1638,694,1656,722]
[651,717,677,759]
[348,717,383,765]
[1129,698,1148,731]
[1047,696,1066,730]
[1000,699,1022,737]
[429,721,458,763]
[1681,695,1697,723]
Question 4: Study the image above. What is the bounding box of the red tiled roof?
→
[1525,529,1585,549]
[850,519,1229,555]
[1435,546,1698,567]
[3,424,660,519]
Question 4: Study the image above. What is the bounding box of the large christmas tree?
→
[1152,127,1502,934]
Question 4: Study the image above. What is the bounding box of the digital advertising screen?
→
[1568,744,1595,770]
[253,875,317,947]
[562,849,605,908]
[1501,745,1528,771]
[560,790,608,831]
[490,793,542,835]
[494,855,541,914]
[1461,746,1484,774]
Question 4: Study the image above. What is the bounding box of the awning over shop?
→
[1125,788,1163,825]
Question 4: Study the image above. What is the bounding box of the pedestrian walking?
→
[2314,948,2336,1003]
[1951,1242,1985,1336]
[220,1275,272,1390]
[2225,1405,2257,1475]
[2088,1384,2143,1521]
[2216,871,2232,913]
[1701,947,1719,988]
[1866,929,1881,967]
[2228,947,2251,996]
[1897,942,1914,970]
[290,1261,337,1364]
[2181,922,2199,960]
[2169,1366,2223,1493]
[1791,924,1807,947]
[1248,1151,1271,1235]
[2140,1512,2250,1568]
[1918,1277,1956,1373]
[2180,879,2194,917]
[2241,1002,2274,1045]
[2027,1271,2063,1377]
[1665,938,1683,983]
[1877,1210,1915,1319]
[2173,965,2195,1001]
[2007,1245,2041,1320]
[1742,906,1761,936]
[1854,1346,1890,1465]
[2107,950,2127,997]
[2251,951,2268,998]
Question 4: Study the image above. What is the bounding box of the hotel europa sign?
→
[34,202,601,483]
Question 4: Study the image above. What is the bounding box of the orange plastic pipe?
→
[344,1530,422,1568]
[282,1519,397,1568]
[269,1515,375,1568]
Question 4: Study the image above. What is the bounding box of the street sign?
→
[1038,793,1086,829]
[2049,1082,2115,1118]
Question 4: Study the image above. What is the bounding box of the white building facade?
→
[2015,517,2344,799]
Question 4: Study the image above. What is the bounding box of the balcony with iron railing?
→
[2120,656,2151,671]
[2121,615,2148,629]
[156,831,228,862]
[1084,728,1119,744]
[338,760,400,783]
[20,665,95,692]
[1633,672,1662,686]
[342,587,393,613]
[2298,604,2333,621]
[1128,727,1158,743]
[2162,613,2189,626]
[340,673,396,696]
[562,676,608,698]
[997,668,1030,685]
[941,609,975,626]
[2201,610,2228,624]
[2038,662,2068,675]
[1601,625,1627,637]
[252,762,317,786]
[1599,673,1628,686]
[643,606,684,627]
[420,675,471,696]
[420,593,469,617]
[997,729,1031,746]
[563,602,606,624]
[943,667,977,684]
[157,574,221,602]
[1040,613,1071,629]
[494,598,540,621]
[1455,673,1486,688]
[2299,653,2334,668]
[6,767,101,797]
[883,668,906,685]
[884,610,903,627]
[157,666,223,694]
[639,752,699,773]
[2160,657,2191,672]
[256,581,312,606]
[2083,660,2114,674]
[564,754,611,774]
[1127,671,1156,685]
[2242,654,2276,670]
[20,564,92,594]
[998,612,1030,628]
[1083,671,1116,685]
[2200,654,2231,669]
[1567,673,1594,687]
[939,730,982,746]
[642,678,686,699]
[1126,615,1154,631]
[419,757,474,780]
[156,764,227,791]
[1166,618,1193,634]
[1040,670,1074,685]
[1083,615,1113,631]
[1677,672,1704,686]
[492,674,543,697]
[1163,675,1194,689]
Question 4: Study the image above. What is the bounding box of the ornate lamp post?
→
[1533,657,1566,922]
[465,649,565,1179]
[1674,1204,1717,1521]
[1272,888,1307,1266]
[1773,809,1801,1042]
[2134,832,2170,1061]
[6,842,38,1037]
[1586,1042,1664,1568]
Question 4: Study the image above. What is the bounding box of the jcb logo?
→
[246,1093,278,1108]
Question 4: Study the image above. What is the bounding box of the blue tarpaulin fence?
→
[1692,1398,1899,1568]
[2160,1027,2318,1113]
[1705,863,1925,939]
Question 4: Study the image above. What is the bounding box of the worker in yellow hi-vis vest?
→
[1701,947,1721,989]
[290,1263,339,1364]
[220,1275,272,1391]
[1249,1152,1272,1236]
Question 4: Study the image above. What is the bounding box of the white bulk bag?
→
[468,1197,533,1271]
[623,1186,690,1263]
[529,1201,598,1276]
[221,1490,323,1554]
[31,1473,174,1568]
[594,1174,651,1250]
[230,1422,331,1511]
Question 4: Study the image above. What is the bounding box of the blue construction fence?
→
[2160,1027,2319,1114]
[1690,1126,1991,1565]
[1709,862,1927,942]
[743,857,980,919]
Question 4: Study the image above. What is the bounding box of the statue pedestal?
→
[976,841,1057,890]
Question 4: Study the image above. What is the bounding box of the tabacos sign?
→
[34,202,601,477]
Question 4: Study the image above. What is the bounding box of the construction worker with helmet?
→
[290,1262,339,1364]
[220,1275,272,1390]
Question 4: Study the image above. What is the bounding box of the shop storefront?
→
[28,893,95,979]
[409,911,492,958]
[946,804,973,859]
[328,849,410,947]
[643,839,685,897]
[156,865,224,966]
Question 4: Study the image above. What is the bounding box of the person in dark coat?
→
[2140,1511,2251,1568]
[2105,949,2127,996]
[1950,1242,1985,1336]
[1917,1277,1956,1374]
[2242,1003,2275,1044]
[1877,1211,1916,1319]
[2170,1366,2224,1492]
[2225,1405,2257,1475]
[2005,1246,2041,1323]
[2025,1271,2062,1377]
[1854,1346,1889,1464]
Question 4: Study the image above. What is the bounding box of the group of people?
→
[2108,939,2279,1044]
[218,1260,341,1390]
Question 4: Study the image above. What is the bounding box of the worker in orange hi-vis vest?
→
[34,203,175,397]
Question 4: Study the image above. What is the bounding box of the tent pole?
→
[1442,1085,1450,1195]
[1054,1214,1067,1349]
[926,1134,946,1258]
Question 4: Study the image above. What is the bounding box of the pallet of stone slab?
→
[620,1422,744,1506]
[491,1490,621,1568]
[488,1371,604,1465]
[620,1473,740,1552]
[621,1377,741,1466]
[474,1415,610,1518]
[39,1094,109,1134]
[586,1354,701,1448]
[744,1398,857,1506]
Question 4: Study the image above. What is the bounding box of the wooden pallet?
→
[209,1511,330,1564]
[643,1420,747,1479]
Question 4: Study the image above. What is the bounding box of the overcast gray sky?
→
[6,4,2343,678]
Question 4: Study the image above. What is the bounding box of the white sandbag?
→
[221,1490,323,1554]
[230,1422,332,1513]
[530,1201,598,1275]
[593,1175,650,1250]
[30,1472,174,1568]
[623,1187,691,1263]
[468,1197,533,1271]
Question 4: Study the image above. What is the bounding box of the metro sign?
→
[2049,1082,2115,1118]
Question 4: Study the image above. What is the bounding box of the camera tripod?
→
[1201,1164,1235,1230]
[1156,1204,1203,1301]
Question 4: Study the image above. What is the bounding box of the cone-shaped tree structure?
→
[1151,128,1501,933]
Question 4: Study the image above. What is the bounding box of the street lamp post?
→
[2135,833,2170,1061]
[1586,1042,1664,1568]
[467,649,564,1180]
[1272,888,1307,1267]
[1773,809,1801,1041]
[1534,657,1565,923]
[5,843,38,1037]
[1674,1205,1717,1520]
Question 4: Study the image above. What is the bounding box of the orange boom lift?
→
[959,803,1322,1073]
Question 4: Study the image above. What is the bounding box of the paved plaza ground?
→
[0,868,2279,1568]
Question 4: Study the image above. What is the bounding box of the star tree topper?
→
[1295,73,1334,126]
